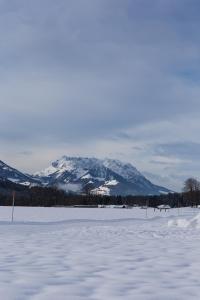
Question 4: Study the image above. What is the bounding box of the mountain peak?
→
[0,160,36,186]
[0,157,172,195]
[34,156,170,196]
[103,158,142,180]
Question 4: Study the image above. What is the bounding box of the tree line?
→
[0,177,199,208]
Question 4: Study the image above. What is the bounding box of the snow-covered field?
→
[0,206,200,299]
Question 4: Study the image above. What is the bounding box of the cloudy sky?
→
[1,0,200,191]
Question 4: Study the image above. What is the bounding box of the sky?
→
[1,0,200,191]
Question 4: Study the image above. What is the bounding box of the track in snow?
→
[0,207,199,300]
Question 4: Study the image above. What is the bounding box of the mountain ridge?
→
[0,157,172,195]
[0,160,37,186]
[33,156,172,196]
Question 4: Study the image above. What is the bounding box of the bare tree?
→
[183,178,200,207]
[183,178,200,193]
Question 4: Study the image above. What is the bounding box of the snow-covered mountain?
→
[0,160,37,186]
[34,156,171,196]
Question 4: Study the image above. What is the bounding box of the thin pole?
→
[178,198,180,216]
[146,198,148,218]
[11,191,15,222]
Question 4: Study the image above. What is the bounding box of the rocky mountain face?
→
[34,156,171,196]
[0,157,171,196]
[0,160,37,186]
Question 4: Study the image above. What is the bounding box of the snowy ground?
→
[0,206,200,299]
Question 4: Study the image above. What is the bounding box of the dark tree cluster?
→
[182,178,200,207]
[0,177,199,208]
